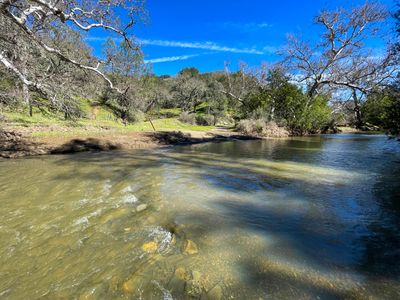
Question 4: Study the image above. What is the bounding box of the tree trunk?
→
[269,99,275,121]
[22,81,32,117]
[148,117,156,131]
[352,89,363,129]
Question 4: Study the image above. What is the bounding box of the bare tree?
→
[285,2,392,104]
[0,0,145,102]
[222,61,258,108]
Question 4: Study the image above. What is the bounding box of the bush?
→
[263,121,290,137]
[179,111,196,125]
[61,98,86,120]
[126,109,145,123]
[195,114,215,126]
[237,119,289,137]
[215,116,234,126]
[237,119,255,135]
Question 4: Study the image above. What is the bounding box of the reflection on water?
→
[0,134,399,299]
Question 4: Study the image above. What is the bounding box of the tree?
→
[0,0,145,107]
[172,68,207,112]
[362,0,400,135]
[103,38,145,78]
[285,2,393,128]
[222,61,258,112]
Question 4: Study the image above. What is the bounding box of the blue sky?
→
[87,0,395,75]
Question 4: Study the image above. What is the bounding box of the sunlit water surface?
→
[0,134,399,299]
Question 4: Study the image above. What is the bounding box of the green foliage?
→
[179,111,196,125]
[362,88,400,135]
[196,114,215,126]
[178,67,200,77]
[239,68,332,135]
[362,93,392,127]
[295,95,332,134]
[151,108,182,119]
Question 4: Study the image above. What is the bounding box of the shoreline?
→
[1,125,390,159]
[0,126,259,159]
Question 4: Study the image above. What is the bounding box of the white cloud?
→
[222,22,273,32]
[140,39,265,55]
[85,36,277,55]
[144,54,199,64]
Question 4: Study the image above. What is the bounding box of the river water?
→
[0,134,399,299]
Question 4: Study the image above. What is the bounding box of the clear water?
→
[0,134,399,299]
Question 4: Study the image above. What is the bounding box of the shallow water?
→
[0,134,399,299]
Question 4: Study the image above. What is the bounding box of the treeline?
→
[0,1,399,136]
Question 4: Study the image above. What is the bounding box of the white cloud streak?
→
[140,39,265,55]
[85,37,278,55]
[222,22,273,32]
[144,54,199,64]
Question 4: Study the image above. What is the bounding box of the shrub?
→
[262,121,290,137]
[196,114,215,126]
[126,109,145,123]
[237,119,289,137]
[61,99,86,120]
[179,111,196,125]
[237,119,256,135]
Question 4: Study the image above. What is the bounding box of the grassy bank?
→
[1,101,215,139]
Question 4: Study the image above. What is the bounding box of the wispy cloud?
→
[140,39,265,55]
[144,54,199,64]
[85,36,277,55]
[221,22,273,32]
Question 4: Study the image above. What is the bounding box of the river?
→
[0,134,399,299]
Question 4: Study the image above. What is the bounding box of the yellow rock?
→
[175,267,188,280]
[183,239,198,255]
[171,234,177,245]
[122,279,136,294]
[142,241,158,253]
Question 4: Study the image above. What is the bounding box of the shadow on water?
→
[39,135,400,297]
[51,138,121,154]
[356,159,400,279]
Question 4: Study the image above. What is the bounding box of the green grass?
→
[131,118,214,132]
[3,110,64,125]
[194,102,210,115]
[148,107,182,119]
[2,99,214,139]
[3,107,214,138]
[29,118,214,138]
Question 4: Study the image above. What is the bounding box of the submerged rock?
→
[122,277,139,294]
[175,267,191,281]
[192,270,202,282]
[142,241,158,253]
[169,267,191,296]
[207,285,223,300]
[182,239,198,255]
[136,204,148,212]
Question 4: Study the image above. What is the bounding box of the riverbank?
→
[0,125,257,158]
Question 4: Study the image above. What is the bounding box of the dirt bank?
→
[0,126,258,159]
